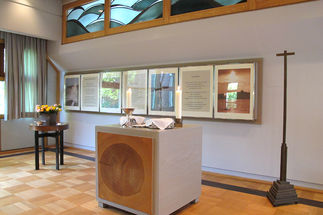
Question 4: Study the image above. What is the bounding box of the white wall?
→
[1,118,34,150]
[0,0,61,40]
[49,1,323,189]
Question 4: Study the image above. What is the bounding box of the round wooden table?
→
[29,123,69,170]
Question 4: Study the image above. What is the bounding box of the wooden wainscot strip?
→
[46,57,61,106]
[248,0,257,10]
[62,30,105,44]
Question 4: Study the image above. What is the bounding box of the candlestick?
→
[126,88,132,108]
[175,86,182,119]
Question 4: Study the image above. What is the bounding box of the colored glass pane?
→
[66,0,105,38]
[171,0,246,16]
[110,0,163,28]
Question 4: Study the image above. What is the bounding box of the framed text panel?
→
[81,73,100,112]
[180,65,213,118]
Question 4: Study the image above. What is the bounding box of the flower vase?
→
[39,112,57,125]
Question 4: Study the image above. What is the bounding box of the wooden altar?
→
[96,124,202,215]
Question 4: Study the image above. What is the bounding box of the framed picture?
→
[180,65,213,118]
[148,68,178,116]
[214,63,256,120]
[64,74,80,110]
[123,70,147,115]
[100,71,122,113]
[81,73,100,112]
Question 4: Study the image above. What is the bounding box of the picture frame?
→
[64,74,81,110]
[179,65,213,118]
[100,71,122,113]
[214,63,256,120]
[148,68,178,116]
[122,70,148,115]
[81,73,100,112]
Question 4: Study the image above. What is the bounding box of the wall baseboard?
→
[64,142,95,151]
[202,166,323,191]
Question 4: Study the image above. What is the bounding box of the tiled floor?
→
[0,148,322,215]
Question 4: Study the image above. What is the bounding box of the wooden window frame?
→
[62,0,314,44]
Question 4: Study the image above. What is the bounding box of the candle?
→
[175,86,182,119]
[126,88,132,108]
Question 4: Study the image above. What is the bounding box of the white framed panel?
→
[100,71,122,113]
[148,68,178,116]
[214,63,256,120]
[81,73,100,112]
[122,70,147,115]
[64,74,81,111]
[179,65,213,118]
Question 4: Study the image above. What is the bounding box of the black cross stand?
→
[267,50,298,206]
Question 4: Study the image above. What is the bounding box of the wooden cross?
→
[267,51,298,207]
[276,50,295,182]
[276,50,294,144]
[277,50,295,80]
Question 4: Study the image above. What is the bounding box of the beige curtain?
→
[0,31,47,120]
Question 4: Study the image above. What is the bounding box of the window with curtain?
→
[23,48,37,113]
[0,31,47,120]
[0,40,4,118]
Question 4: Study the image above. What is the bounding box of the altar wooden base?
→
[96,125,202,215]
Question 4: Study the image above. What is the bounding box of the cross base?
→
[267,180,298,206]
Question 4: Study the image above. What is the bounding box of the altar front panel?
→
[97,132,153,214]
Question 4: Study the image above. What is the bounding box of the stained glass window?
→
[171,0,247,16]
[66,0,105,37]
[110,0,163,28]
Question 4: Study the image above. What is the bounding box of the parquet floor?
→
[0,147,322,215]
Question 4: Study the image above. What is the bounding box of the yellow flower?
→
[36,104,62,113]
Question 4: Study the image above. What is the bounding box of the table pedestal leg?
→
[60,131,64,165]
[41,134,45,165]
[35,131,39,170]
[55,131,59,170]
